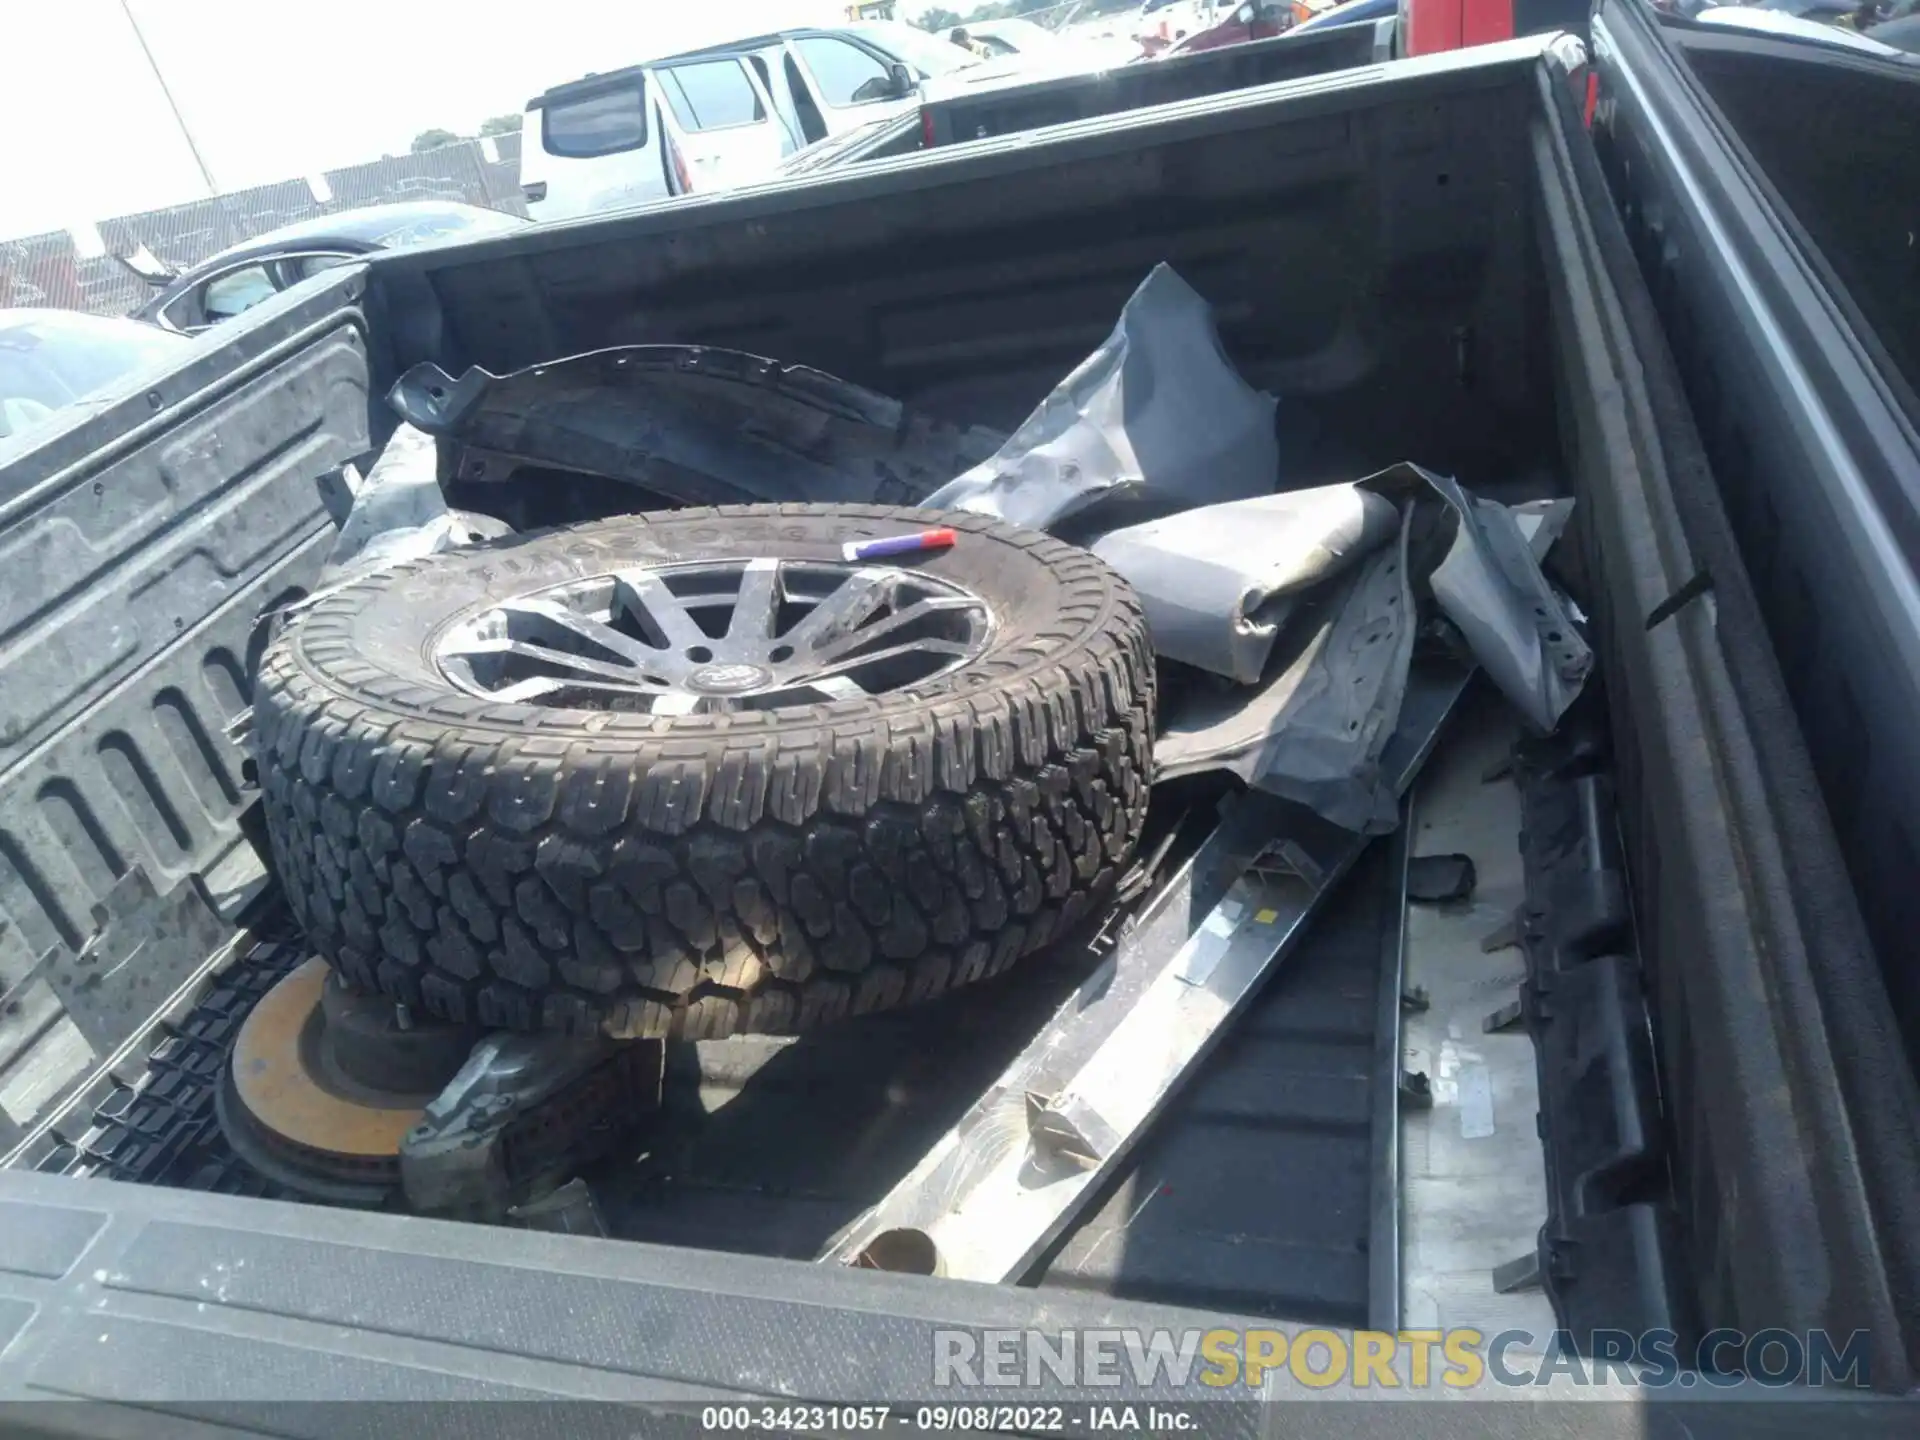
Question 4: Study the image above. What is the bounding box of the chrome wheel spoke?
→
[444,637,662,691]
[808,594,984,663]
[492,675,657,705]
[507,597,668,669]
[727,558,783,644]
[438,556,991,713]
[489,674,569,704]
[783,570,894,652]
[615,570,711,651]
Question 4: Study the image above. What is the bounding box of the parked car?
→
[0,308,186,454]
[1402,0,1593,52]
[518,21,984,222]
[1133,0,1226,51]
[1694,4,1914,53]
[962,16,1066,57]
[967,16,1147,68]
[1288,0,1398,34]
[1754,0,1862,20]
[1871,12,1920,46]
[127,201,526,335]
[1728,0,1920,53]
[1162,1,1292,54]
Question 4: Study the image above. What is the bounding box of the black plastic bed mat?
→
[488,839,1392,1324]
[62,846,1397,1328]
[1507,703,1691,1356]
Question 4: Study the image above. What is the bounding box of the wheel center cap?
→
[687,662,772,694]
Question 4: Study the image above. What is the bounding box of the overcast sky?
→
[0,0,865,239]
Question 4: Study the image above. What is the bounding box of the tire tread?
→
[257,506,1153,1039]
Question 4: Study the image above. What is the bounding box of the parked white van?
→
[519,22,985,222]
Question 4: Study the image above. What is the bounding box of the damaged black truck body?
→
[920,23,1394,148]
[0,34,1916,1415]
[780,24,1395,176]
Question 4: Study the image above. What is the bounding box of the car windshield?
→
[851,21,980,77]
[0,311,188,453]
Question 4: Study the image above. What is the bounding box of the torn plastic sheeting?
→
[1155,489,1580,833]
[922,264,1278,531]
[317,423,509,592]
[1157,509,1418,834]
[321,423,449,582]
[1090,485,1401,685]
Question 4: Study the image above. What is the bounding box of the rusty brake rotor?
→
[215,959,475,1207]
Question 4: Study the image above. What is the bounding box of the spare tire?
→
[256,504,1153,1040]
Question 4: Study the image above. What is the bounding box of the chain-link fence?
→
[917,1,1143,31]
[0,132,525,317]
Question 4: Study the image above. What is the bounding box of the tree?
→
[914,5,963,27]
[411,128,461,153]
[479,114,523,137]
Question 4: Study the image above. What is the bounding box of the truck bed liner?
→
[36,686,1557,1356]
[51,793,1403,1329]
[603,824,1397,1325]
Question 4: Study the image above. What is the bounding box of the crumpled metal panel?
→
[1156,486,1579,833]
[1091,484,1402,685]
[1414,467,1591,732]
[301,423,511,610]
[923,264,1279,531]
[321,422,461,582]
[1157,510,1418,833]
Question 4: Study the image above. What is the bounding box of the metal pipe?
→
[118,0,221,198]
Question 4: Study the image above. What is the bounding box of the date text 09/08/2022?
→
[699,1405,1194,1432]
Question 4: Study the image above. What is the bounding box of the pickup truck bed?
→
[41,697,1528,1339]
[1,32,1915,1415]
